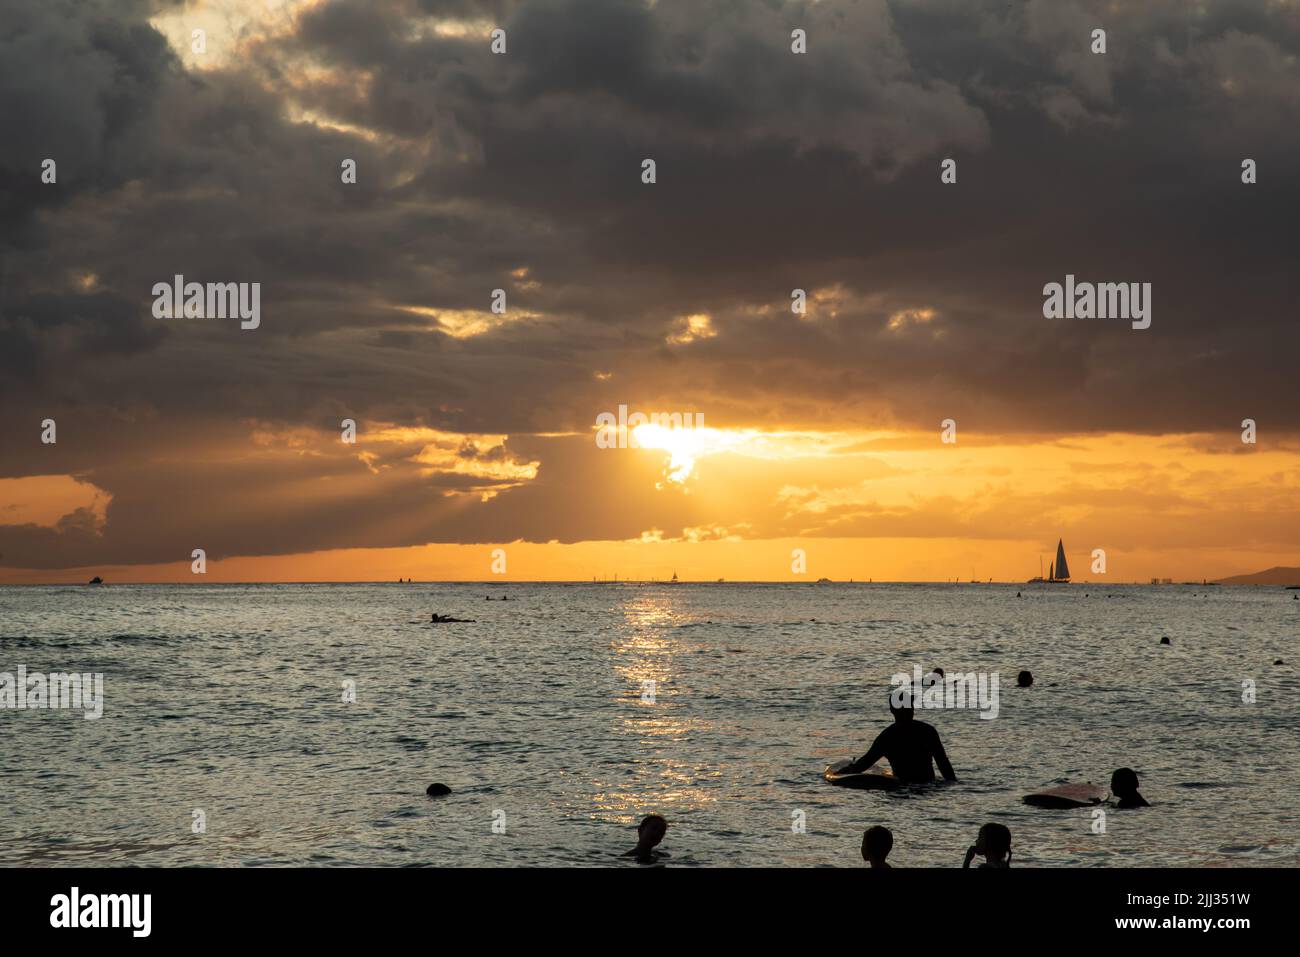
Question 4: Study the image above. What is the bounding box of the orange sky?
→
[4,426,1296,583]
[4,3,1298,585]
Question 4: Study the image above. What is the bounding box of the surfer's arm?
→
[843,730,888,774]
[931,729,957,781]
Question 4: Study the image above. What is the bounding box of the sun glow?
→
[632,423,709,482]
[630,424,827,484]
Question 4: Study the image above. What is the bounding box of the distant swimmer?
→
[431,613,475,623]
[840,692,957,784]
[1110,768,1150,808]
[963,823,1012,868]
[1016,670,1033,688]
[1160,636,1170,645]
[425,783,452,797]
[623,814,669,864]
[1016,591,1021,598]
[861,826,893,868]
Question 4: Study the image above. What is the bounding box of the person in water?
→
[963,823,1011,868]
[840,691,957,783]
[1110,767,1150,808]
[624,814,668,863]
[861,826,893,868]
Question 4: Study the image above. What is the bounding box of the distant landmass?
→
[1217,566,1300,586]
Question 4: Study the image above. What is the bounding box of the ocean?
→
[1,582,1296,867]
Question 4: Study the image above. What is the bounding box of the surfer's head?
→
[862,826,893,866]
[1110,768,1140,797]
[1016,670,1034,688]
[636,814,667,850]
[888,689,915,721]
[976,823,1011,861]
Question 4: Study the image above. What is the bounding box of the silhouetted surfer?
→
[431,613,474,623]
[623,814,668,864]
[840,693,957,783]
[861,826,893,868]
[1110,768,1149,808]
[963,823,1012,868]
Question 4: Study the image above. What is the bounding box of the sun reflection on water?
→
[594,591,719,816]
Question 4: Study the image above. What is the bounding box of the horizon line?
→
[0,578,1259,587]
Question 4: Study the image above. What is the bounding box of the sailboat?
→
[669,571,679,584]
[1027,539,1071,584]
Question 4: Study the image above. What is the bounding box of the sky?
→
[1,0,1298,583]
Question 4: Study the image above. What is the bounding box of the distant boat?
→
[815,577,832,584]
[87,576,103,586]
[1027,539,1070,583]
[669,571,679,584]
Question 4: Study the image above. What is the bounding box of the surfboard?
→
[1022,782,1106,808]
[823,760,904,791]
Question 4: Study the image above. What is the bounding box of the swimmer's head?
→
[1016,670,1033,687]
[637,814,668,849]
[862,825,893,864]
[1110,767,1140,797]
[888,688,915,720]
[976,823,1011,859]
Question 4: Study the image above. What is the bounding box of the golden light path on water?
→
[589,592,720,820]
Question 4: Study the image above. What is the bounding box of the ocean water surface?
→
[2,582,1297,867]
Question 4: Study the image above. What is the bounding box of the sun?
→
[631,423,703,483]
[630,424,869,485]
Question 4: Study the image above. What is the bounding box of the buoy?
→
[426,783,452,797]
[1160,637,1170,645]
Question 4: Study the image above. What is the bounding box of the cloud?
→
[3,0,1299,569]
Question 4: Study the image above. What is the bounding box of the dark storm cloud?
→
[1,0,1298,567]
